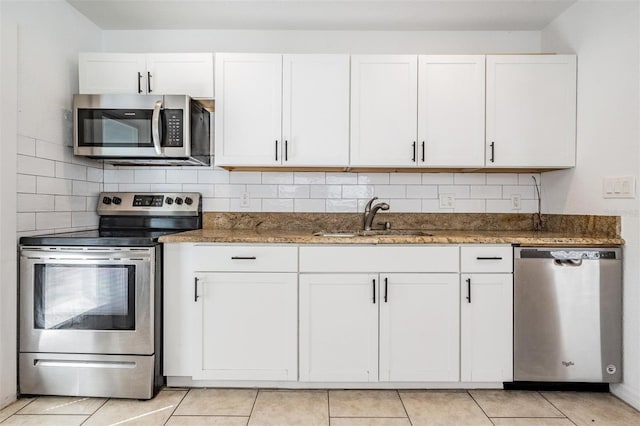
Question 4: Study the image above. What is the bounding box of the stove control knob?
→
[165,197,174,205]
[175,197,183,205]
[102,197,112,205]
[184,197,193,205]
[112,196,122,205]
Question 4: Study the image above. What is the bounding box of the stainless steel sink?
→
[313,230,433,238]
[359,229,433,237]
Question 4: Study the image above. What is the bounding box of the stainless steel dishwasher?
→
[514,247,622,383]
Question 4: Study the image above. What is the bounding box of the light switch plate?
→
[603,176,636,198]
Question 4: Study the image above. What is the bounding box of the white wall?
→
[12,1,103,238]
[103,29,540,54]
[102,28,544,214]
[0,12,18,410]
[541,0,640,409]
[0,0,101,409]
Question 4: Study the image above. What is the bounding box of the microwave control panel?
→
[163,110,183,147]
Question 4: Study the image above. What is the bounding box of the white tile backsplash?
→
[294,199,325,212]
[17,194,55,212]
[134,169,166,184]
[229,171,262,184]
[92,167,543,216]
[17,155,55,177]
[389,173,422,185]
[14,141,544,232]
[17,135,36,156]
[326,172,357,184]
[294,172,326,185]
[36,176,73,195]
[17,134,104,235]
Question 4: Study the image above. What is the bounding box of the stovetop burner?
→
[20,192,202,247]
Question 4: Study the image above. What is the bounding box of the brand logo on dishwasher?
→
[561,361,575,367]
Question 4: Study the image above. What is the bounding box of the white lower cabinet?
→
[299,273,379,382]
[163,244,298,382]
[379,273,460,382]
[299,245,461,383]
[194,272,298,381]
[460,246,514,383]
[165,243,513,386]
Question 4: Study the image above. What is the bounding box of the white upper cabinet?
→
[215,53,283,166]
[486,54,577,168]
[282,54,350,167]
[418,55,485,167]
[215,53,350,167]
[351,55,486,168]
[350,55,418,167]
[79,52,214,98]
[145,53,214,97]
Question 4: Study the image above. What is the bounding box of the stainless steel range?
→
[19,192,201,399]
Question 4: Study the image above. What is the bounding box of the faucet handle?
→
[377,221,392,230]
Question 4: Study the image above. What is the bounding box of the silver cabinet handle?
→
[194,277,199,302]
[231,256,257,260]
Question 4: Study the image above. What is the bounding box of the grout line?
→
[246,389,259,426]
[539,391,578,425]
[161,388,190,426]
[466,390,493,423]
[327,389,331,426]
[79,397,109,425]
[396,390,414,426]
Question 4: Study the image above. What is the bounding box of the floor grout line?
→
[161,388,189,426]
[396,390,414,426]
[538,391,578,426]
[246,388,259,426]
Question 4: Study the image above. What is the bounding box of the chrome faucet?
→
[362,197,390,231]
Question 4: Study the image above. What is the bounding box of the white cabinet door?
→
[379,273,460,382]
[418,55,485,167]
[461,273,513,382]
[146,53,213,98]
[486,55,577,168]
[163,244,197,377]
[215,53,283,166]
[79,53,146,94]
[195,272,297,381]
[282,54,350,166]
[299,273,379,382]
[351,55,418,167]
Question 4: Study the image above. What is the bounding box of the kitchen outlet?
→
[439,194,455,209]
[511,194,522,210]
[240,192,251,207]
[603,176,636,198]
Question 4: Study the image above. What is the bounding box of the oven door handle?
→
[34,359,136,369]
[151,100,163,155]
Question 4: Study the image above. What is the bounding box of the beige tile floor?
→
[1,388,639,425]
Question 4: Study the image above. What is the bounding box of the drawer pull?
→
[476,256,503,260]
[231,256,257,260]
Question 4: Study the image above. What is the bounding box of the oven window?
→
[33,264,135,330]
[77,109,154,148]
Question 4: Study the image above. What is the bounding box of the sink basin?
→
[313,230,433,238]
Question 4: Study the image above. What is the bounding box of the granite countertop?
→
[159,213,624,246]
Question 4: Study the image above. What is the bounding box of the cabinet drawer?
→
[191,245,298,272]
[300,245,459,273]
[461,245,513,273]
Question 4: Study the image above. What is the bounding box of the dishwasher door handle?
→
[554,259,583,267]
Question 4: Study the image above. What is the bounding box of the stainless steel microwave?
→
[73,94,213,166]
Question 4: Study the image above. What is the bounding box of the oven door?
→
[20,247,155,355]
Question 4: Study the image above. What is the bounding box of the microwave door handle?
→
[151,100,163,155]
